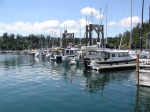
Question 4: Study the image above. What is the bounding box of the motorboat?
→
[85,49,136,71]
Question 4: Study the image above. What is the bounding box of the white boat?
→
[129,50,150,59]
[62,45,79,62]
[85,49,136,71]
[69,45,102,65]
[49,48,63,61]
[34,50,47,58]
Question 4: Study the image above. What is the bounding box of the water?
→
[0,54,150,112]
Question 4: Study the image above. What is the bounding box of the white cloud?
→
[78,18,87,28]
[107,21,117,26]
[81,7,104,21]
[33,20,60,31]
[0,30,6,36]
[96,14,104,19]
[0,20,61,36]
[60,20,77,29]
[81,7,99,16]
[119,16,141,27]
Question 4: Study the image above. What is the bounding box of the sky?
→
[0,0,149,38]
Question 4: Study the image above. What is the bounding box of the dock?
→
[136,54,150,87]
[0,50,22,54]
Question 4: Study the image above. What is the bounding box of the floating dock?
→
[136,54,150,87]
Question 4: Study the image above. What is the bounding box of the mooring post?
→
[136,54,139,85]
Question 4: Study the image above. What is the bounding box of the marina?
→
[0,53,150,112]
[0,0,149,111]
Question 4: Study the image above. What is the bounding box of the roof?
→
[95,49,129,53]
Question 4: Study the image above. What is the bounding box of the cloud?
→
[0,20,61,35]
[78,18,87,28]
[107,21,117,26]
[0,29,5,32]
[34,20,60,30]
[81,7,99,16]
[119,16,141,27]
[81,7,104,21]
[60,20,78,29]
[96,14,104,19]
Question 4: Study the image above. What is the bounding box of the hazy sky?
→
[0,0,149,38]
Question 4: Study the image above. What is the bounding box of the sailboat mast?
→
[91,12,93,45]
[140,0,144,52]
[80,16,81,45]
[100,8,102,45]
[60,27,62,47]
[130,0,132,50]
[149,6,150,33]
[106,4,108,44]
[100,8,102,25]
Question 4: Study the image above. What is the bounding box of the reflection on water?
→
[135,86,150,112]
[0,54,149,112]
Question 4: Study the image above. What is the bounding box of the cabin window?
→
[112,54,115,57]
[66,50,69,54]
[118,53,129,57]
[124,53,129,57]
[118,53,124,57]
[108,53,110,59]
[70,50,73,54]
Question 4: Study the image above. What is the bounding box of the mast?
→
[99,8,102,45]
[52,30,53,47]
[149,6,150,30]
[130,0,132,50]
[60,27,62,47]
[106,4,108,44]
[100,8,102,25]
[140,0,144,52]
[91,12,93,45]
[86,16,88,46]
[80,16,81,45]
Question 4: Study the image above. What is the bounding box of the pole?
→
[60,27,62,47]
[86,16,88,46]
[149,6,150,31]
[130,0,132,50]
[136,54,139,85]
[106,4,108,44]
[140,0,144,52]
[80,16,81,45]
[100,8,102,25]
[91,12,93,45]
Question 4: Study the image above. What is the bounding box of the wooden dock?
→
[0,50,21,54]
[136,54,150,87]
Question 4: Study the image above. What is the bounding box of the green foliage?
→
[0,22,149,50]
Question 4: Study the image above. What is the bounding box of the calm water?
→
[0,54,150,112]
